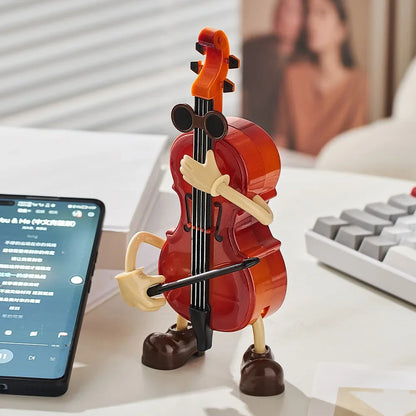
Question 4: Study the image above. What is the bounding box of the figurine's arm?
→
[115,231,167,312]
[180,150,273,225]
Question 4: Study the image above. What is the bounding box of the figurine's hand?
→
[180,150,230,196]
[115,268,166,312]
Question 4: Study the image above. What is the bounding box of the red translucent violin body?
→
[158,27,287,333]
[159,118,287,332]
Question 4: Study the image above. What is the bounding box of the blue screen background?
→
[0,197,101,379]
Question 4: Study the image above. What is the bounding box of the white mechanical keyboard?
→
[305,188,416,305]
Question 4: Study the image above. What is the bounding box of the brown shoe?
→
[142,323,203,370]
[240,344,285,396]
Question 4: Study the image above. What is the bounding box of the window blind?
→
[0,0,241,136]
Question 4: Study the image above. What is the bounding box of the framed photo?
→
[241,0,416,156]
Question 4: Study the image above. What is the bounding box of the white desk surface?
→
[2,167,415,415]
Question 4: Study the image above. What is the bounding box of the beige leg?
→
[176,314,188,331]
[251,316,266,354]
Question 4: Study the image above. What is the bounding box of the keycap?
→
[380,225,412,242]
[340,209,392,234]
[335,225,372,249]
[358,236,397,260]
[388,194,416,214]
[306,190,416,306]
[396,215,416,231]
[383,245,416,277]
[364,202,407,222]
[312,216,348,239]
[401,233,416,249]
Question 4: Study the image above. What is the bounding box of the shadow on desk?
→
[2,288,372,415]
[0,295,306,415]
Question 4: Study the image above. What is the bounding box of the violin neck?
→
[193,97,213,162]
[189,96,215,351]
[191,95,213,280]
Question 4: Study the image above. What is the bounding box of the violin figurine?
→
[116,27,287,396]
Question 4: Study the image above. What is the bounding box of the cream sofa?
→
[315,58,416,181]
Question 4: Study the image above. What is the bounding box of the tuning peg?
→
[223,79,235,93]
[228,55,240,69]
[195,42,205,54]
[190,61,202,74]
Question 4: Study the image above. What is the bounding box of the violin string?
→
[201,98,205,309]
[201,98,206,310]
[191,97,197,308]
[205,99,213,311]
[193,96,203,309]
[198,99,205,309]
[197,97,202,309]
[195,97,200,308]
[202,98,208,310]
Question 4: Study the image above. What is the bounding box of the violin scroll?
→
[191,27,240,111]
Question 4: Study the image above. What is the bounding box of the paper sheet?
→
[308,363,416,416]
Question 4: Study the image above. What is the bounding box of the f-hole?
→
[214,202,223,242]
[184,193,192,232]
